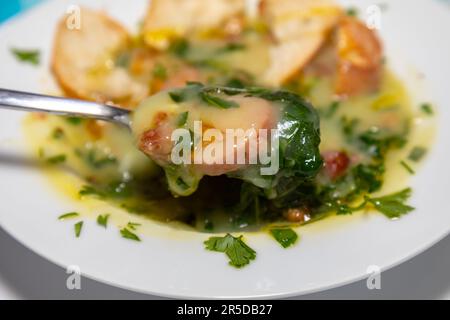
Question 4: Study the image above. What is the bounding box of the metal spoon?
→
[0,88,131,127]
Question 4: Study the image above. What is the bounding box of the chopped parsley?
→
[10,48,40,65]
[169,38,190,58]
[58,212,79,220]
[400,160,415,175]
[330,188,414,219]
[176,111,189,127]
[120,228,141,241]
[204,234,256,268]
[126,222,141,231]
[46,154,66,164]
[346,7,358,16]
[74,221,83,238]
[365,188,414,219]
[270,228,298,248]
[408,147,427,162]
[97,214,110,228]
[75,148,117,169]
[420,103,433,115]
[153,63,167,79]
[200,92,239,109]
[324,101,340,118]
[51,128,64,139]
[65,117,83,125]
[217,43,246,53]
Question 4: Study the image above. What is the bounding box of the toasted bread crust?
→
[142,0,245,49]
[51,8,147,107]
[260,0,342,86]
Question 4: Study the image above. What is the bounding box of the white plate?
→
[0,0,449,299]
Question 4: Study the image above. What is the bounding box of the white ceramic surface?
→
[0,0,449,298]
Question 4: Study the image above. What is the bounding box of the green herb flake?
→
[420,103,433,115]
[324,101,340,118]
[97,214,110,228]
[66,117,83,125]
[152,63,167,79]
[408,147,427,162]
[58,212,79,220]
[366,188,414,219]
[120,228,141,241]
[346,7,358,16]
[176,111,189,127]
[126,222,141,231]
[79,185,102,197]
[270,228,298,248]
[217,43,246,53]
[204,220,214,231]
[169,91,184,103]
[51,128,64,139]
[169,38,189,57]
[400,160,415,175]
[46,154,66,164]
[204,234,256,268]
[200,92,239,109]
[74,221,83,238]
[11,48,40,65]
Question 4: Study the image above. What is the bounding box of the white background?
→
[1,226,449,299]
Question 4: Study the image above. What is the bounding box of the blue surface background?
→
[0,0,42,23]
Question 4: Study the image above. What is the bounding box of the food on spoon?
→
[132,84,322,196]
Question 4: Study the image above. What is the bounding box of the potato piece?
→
[52,8,148,107]
[335,16,383,96]
[260,0,342,86]
[142,0,245,49]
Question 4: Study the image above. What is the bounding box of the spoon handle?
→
[0,88,130,127]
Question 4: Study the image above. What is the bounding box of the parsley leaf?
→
[408,147,427,162]
[126,222,141,231]
[152,63,167,79]
[200,92,239,109]
[366,188,414,219]
[97,214,110,228]
[74,221,83,238]
[270,228,298,248]
[11,48,40,65]
[65,117,83,125]
[204,234,256,268]
[420,103,433,115]
[176,111,189,127]
[120,228,141,241]
[400,160,415,175]
[46,154,66,164]
[58,212,79,220]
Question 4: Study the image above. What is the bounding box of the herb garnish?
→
[126,222,141,231]
[58,212,79,220]
[176,111,189,127]
[400,160,415,175]
[11,48,40,65]
[46,154,66,164]
[200,91,239,109]
[204,234,256,268]
[74,221,83,237]
[97,214,110,228]
[366,188,414,219]
[270,228,298,248]
[120,228,141,241]
[408,147,427,162]
[65,117,83,125]
[420,103,433,115]
[51,128,64,139]
[153,63,167,79]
